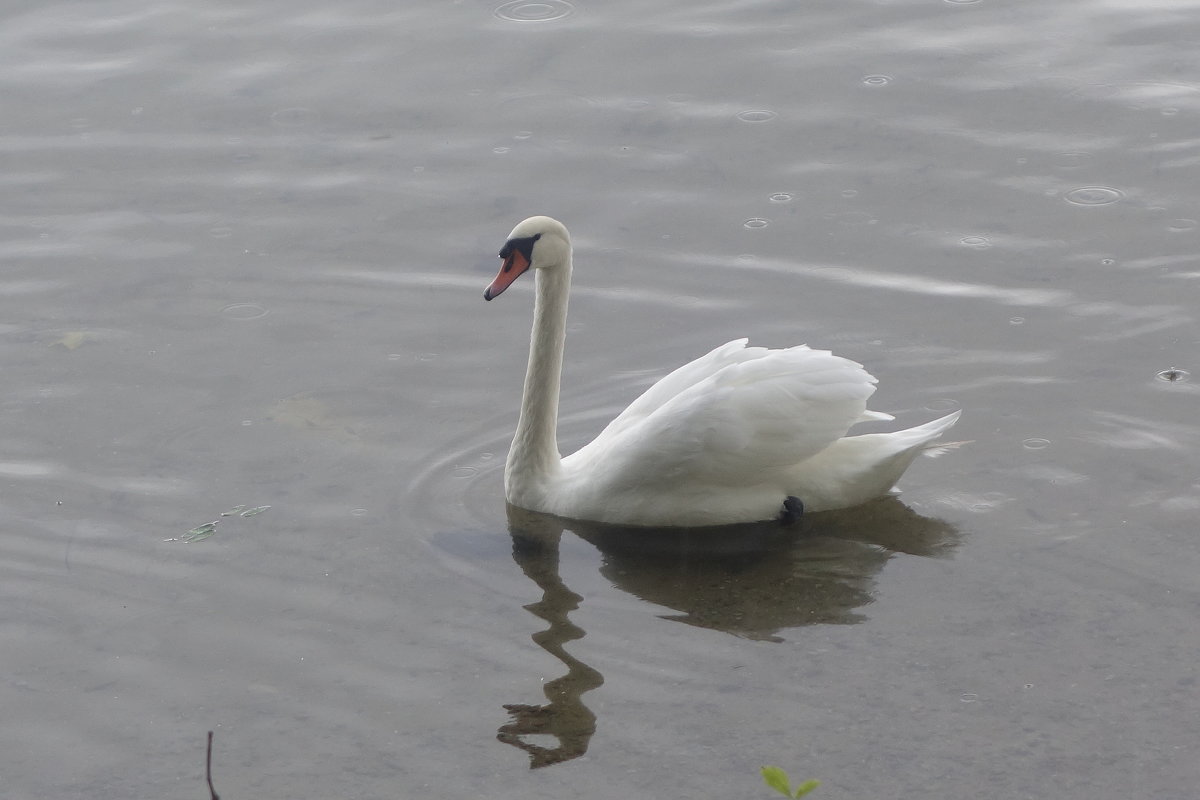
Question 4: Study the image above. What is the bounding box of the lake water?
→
[3,0,1199,797]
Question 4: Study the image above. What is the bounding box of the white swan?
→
[483,216,960,527]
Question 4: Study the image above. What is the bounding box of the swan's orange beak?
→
[484,246,531,300]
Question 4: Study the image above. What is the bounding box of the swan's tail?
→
[787,411,962,512]
[882,410,963,452]
[922,438,972,458]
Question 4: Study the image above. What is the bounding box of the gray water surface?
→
[2,0,1199,797]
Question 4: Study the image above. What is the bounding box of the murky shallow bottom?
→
[2,0,1199,797]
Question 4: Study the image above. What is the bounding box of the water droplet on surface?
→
[960,235,991,248]
[769,192,795,203]
[514,131,533,140]
[926,398,961,412]
[221,303,268,320]
[1157,368,1190,383]
[743,218,770,229]
[1009,316,1025,325]
[494,0,574,22]
[1167,219,1197,232]
[960,693,979,703]
[625,99,650,110]
[350,508,368,516]
[492,146,511,154]
[1100,258,1116,265]
[1022,438,1051,450]
[1064,186,1124,206]
[841,189,858,198]
[241,419,254,427]
[862,75,892,87]
[736,109,777,123]
[1161,107,1179,115]
[451,466,478,478]
[387,353,404,361]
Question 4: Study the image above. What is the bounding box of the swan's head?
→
[484,216,571,301]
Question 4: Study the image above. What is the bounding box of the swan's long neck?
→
[506,255,571,500]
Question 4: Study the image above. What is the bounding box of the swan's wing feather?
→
[596,338,758,439]
[570,345,879,490]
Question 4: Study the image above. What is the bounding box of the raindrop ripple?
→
[1064,186,1124,206]
[494,0,574,22]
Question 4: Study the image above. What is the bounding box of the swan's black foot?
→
[779,495,805,525]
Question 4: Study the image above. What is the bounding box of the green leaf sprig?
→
[761,766,821,798]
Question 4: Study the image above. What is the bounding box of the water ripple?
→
[1064,186,1124,206]
[735,109,778,123]
[494,0,574,22]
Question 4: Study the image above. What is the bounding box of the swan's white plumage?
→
[484,216,960,527]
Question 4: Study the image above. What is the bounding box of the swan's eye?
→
[498,233,541,272]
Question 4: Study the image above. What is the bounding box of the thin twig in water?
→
[206,731,220,800]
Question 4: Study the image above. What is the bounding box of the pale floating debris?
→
[51,332,90,350]
[167,505,268,542]
[177,521,219,543]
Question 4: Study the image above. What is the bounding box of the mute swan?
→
[483,216,960,527]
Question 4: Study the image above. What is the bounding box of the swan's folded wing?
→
[594,338,762,440]
[570,345,879,490]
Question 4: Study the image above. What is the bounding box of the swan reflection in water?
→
[496,498,960,768]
